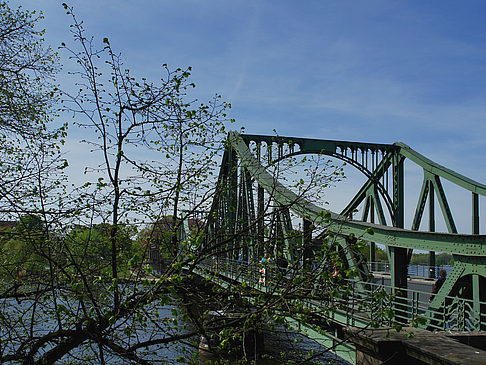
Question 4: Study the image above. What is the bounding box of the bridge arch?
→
[239,134,401,227]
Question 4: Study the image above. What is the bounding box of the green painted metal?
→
[192,256,486,363]
[411,176,430,231]
[275,205,298,264]
[198,131,486,347]
[257,184,265,260]
[341,152,395,219]
[396,142,486,196]
[473,192,480,235]
[371,185,387,226]
[235,167,255,260]
[240,134,397,157]
[303,218,313,270]
[226,132,486,254]
[411,176,438,278]
[472,274,481,330]
[430,173,457,234]
[286,318,356,364]
[428,184,436,279]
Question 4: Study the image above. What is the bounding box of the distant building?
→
[144,216,204,273]
[0,221,18,236]
[0,221,17,229]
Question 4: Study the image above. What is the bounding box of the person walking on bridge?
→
[260,253,269,265]
[259,253,269,285]
[430,269,447,302]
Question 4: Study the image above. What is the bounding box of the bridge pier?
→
[200,310,265,358]
[179,275,266,359]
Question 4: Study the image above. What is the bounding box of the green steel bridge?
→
[183,131,486,363]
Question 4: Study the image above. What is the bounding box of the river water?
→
[1,295,350,364]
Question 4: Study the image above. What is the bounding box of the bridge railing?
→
[375,280,486,331]
[368,262,453,278]
[195,258,486,332]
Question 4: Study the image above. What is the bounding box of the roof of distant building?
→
[0,221,17,228]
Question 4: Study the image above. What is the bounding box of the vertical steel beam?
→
[227,147,238,259]
[473,274,481,330]
[428,183,436,278]
[428,182,435,231]
[235,167,244,260]
[392,154,404,229]
[274,206,284,268]
[206,147,230,252]
[269,205,278,258]
[244,169,256,259]
[303,218,313,270]
[392,153,408,323]
[473,192,480,235]
[278,206,298,264]
[257,185,265,261]
[369,198,375,271]
[391,155,407,285]
[237,168,254,261]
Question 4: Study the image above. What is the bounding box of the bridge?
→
[177,131,486,363]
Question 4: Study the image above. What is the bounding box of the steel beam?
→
[303,218,313,270]
[473,193,480,235]
[429,183,436,278]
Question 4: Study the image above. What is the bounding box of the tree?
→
[141,216,205,273]
[67,223,141,277]
[0,0,67,222]
[0,3,233,363]
[0,215,47,277]
[0,3,391,364]
[0,1,58,138]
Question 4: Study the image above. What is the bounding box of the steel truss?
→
[201,131,486,330]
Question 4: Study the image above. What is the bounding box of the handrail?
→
[196,257,486,332]
[368,262,453,278]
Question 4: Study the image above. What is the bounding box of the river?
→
[1,292,350,364]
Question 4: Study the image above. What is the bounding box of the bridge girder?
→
[202,131,486,326]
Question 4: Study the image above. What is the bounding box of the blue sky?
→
[12,0,486,231]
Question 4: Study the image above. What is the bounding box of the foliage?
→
[0,3,396,365]
[359,244,388,262]
[0,215,48,277]
[409,252,453,266]
[66,223,142,277]
[0,0,67,222]
[0,3,234,364]
[0,0,58,138]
